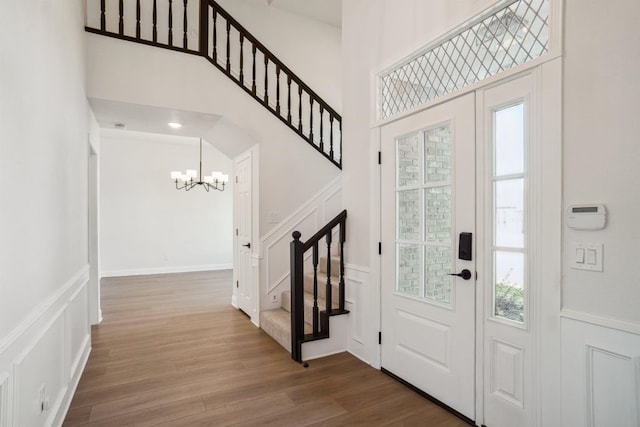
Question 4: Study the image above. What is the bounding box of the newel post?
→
[199,0,209,56]
[290,231,304,363]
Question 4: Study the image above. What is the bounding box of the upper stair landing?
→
[85,0,342,169]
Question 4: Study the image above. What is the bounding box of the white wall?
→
[342,0,503,365]
[216,0,342,110]
[560,0,640,424]
[0,0,92,424]
[100,130,233,276]
[562,0,640,323]
[86,34,340,238]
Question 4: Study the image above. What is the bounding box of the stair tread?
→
[281,289,330,313]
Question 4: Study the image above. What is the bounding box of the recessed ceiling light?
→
[168,122,182,129]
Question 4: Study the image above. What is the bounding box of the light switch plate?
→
[571,242,603,272]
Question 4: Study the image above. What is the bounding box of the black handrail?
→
[290,210,347,363]
[84,0,342,169]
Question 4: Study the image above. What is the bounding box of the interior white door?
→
[235,154,252,315]
[381,93,476,420]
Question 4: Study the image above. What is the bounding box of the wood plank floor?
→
[64,270,469,426]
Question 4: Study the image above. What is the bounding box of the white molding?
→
[260,176,342,243]
[344,264,370,275]
[561,309,640,336]
[265,207,319,294]
[13,305,66,427]
[100,263,233,278]
[53,337,91,427]
[0,266,89,354]
[0,373,7,427]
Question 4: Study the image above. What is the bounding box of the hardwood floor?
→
[64,270,469,426]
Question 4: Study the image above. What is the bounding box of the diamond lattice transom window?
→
[380,0,549,119]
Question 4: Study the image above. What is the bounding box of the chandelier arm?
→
[199,138,203,184]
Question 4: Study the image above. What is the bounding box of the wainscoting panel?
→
[13,310,66,427]
[259,177,341,312]
[345,265,369,363]
[491,339,524,408]
[0,266,90,427]
[561,312,640,427]
[0,373,8,427]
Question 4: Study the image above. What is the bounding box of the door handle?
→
[242,243,251,249]
[448,269,472,280]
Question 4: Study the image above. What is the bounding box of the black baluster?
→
[325,232,333,313]
[168,0,173,46]
[136,0,141,38]
[287,76,292,123]
[198,0,208,56]
[309,98,314,142]
[251,45,257,94]
[264,56,269,104]
[276,66,281,114]
[329,116,335,160]
[298,86,303,133]
[152,0,157,43]
[118,0,124,35]
[339,119,342,166]
[226,20,231,72]
[319,106,324,152]
[339,221,346,312]
[239,34,244,85]
[212,9,217,61]
[100,0,106,31]
[312,242,319,335]
[183,0,188,49]
[290,231,304,363]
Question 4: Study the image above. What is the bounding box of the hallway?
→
[63,270,467,426]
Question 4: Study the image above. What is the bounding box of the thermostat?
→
[567,204,606,230]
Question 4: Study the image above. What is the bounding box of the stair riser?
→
[318,256,341,277]
[303,274,340,306]
[281,290,327,326]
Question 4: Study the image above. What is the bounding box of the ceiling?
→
[245,0,342,28]
[90,99,257,159]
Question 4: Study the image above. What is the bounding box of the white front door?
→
[235,153,252,315]
[381,93,476,420]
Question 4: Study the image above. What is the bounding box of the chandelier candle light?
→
[171,138,228,192]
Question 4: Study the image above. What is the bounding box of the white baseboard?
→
[100,263,233,278]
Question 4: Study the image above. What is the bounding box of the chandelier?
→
[170,138,228,192]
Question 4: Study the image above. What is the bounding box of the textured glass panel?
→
[495,103,524,176]
[426,187,452,244]
[397,133,421,187]
[397,244,422,297]
[425,246,453,304]
[494,251,525,322]
[424,125,452,183]
[398,190,422,241]
[380,0,549,119]
[495,179,524,248]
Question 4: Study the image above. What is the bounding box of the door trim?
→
[233,146,260,325]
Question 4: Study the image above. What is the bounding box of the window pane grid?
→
[380,0,549,119]
[395,125,454,305]
[491,102,527,324]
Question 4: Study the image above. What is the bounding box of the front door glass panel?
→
[396,124,454,305]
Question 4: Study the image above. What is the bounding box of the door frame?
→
[371,60,562,425]
[233,146,260,325]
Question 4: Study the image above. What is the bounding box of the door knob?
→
[242,243,251,249]
[448,269,472,280]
